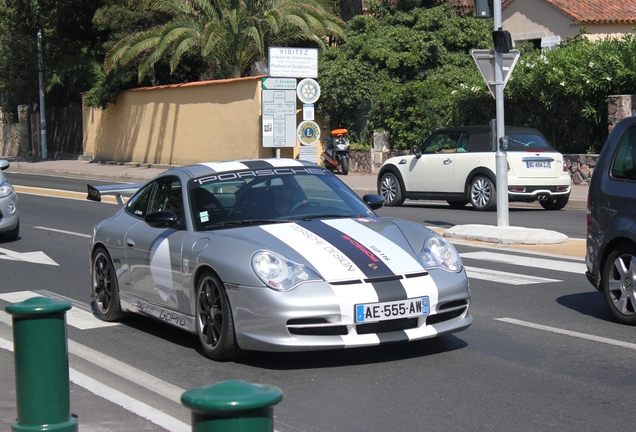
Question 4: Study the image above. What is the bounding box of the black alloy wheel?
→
[92,247,125,321]
[196,270,241,361]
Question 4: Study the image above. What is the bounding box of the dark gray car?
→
[586,116,636,325]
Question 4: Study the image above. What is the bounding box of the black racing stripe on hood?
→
[369,278,408,303]
[241,160,276,170]
[298,220,395,278]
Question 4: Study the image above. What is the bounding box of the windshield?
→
[505,133,552,151]
[189,169,375,231]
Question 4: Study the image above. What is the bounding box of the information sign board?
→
[268,47,318,78]
[262,77,296,90]
[262,90,297,147]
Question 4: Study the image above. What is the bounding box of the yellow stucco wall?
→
[503,1,634,42]
[82,75,296,165]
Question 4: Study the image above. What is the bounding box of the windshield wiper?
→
[299,214,354,221]
[212,219,288,228]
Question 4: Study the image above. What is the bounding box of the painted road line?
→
[14,185,119,204]
[34,226,91,238]
[461,251,587,274]
[496,317,636,350]
[0,335,190,432]
[68,368,190,432]
[0,309,183,403]
[0,291,118,330]
[67,338,185,405]
[464,266,561,285]
[0,247,58,265]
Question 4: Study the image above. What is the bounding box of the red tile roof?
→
[503,0,636,24]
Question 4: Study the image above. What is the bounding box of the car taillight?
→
[563,160,568,172]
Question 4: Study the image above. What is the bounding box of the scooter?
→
[321,128,350,175]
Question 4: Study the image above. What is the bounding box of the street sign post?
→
[471,49,520,99]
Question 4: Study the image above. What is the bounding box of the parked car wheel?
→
[602,244,636,325]
[539,195,569,210]
[379,172,405,206]
[470,175,495,211]
[196,270,241,361]
[447,200,468,209]
[91,247,125,321]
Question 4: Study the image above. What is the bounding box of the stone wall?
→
[348,148,598,186]
[608,95,635,133]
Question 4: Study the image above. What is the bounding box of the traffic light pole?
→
[493,2,509,226]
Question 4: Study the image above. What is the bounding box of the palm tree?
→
[105,0,346,81]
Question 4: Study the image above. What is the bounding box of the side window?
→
[126,183,155,218]
[611,128,636,181]
[457,134,470,152]
[422,132,461,153]
[148,177,183,218]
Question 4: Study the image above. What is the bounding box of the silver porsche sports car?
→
[88,159,471,361]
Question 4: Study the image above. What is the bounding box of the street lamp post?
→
[493,3,508,226]
[37,27,47,159]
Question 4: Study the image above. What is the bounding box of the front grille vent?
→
[287,318,348,336]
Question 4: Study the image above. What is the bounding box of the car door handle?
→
[126,238,136,248]
[443,158,452,165]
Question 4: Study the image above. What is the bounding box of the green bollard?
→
[181,380,283,432]
[6,296,78,432]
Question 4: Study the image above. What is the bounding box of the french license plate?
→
[355,297,429,323]
[526,161,550,168]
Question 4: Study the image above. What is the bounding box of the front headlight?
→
[252,250,322,291]
[0,181,13,198]
[418,235,463,272]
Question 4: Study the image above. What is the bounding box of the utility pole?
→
[37,25,47,159]
[493,2,508,226]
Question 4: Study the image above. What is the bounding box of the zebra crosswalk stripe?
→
[0,291,118,330]
[464,266,561,285]
[461,251,586,274]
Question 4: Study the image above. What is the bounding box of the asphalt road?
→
[1,175,633,432]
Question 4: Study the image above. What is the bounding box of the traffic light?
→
[492,29,514,53]
[474,0,493,18]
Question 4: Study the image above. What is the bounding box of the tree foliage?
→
[316,3,492,147]
[105,0,346,83]
[318,4,636,154]
[0,0,103,117]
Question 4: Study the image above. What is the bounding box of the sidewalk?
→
[3,156,588,253]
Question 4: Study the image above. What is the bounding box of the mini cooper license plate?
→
[355,297,429,323]
[526,161,550,168]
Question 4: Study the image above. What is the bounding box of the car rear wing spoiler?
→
[87,183,143,207]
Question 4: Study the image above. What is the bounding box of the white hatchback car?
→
[378,125,571,211]
[0,159,19,241]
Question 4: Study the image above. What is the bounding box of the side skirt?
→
[120,294,197,334]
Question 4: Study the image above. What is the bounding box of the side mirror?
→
[145,210,179,228]
[0,160,9,171]
[413,147,422,159]
[363,194,385,210]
